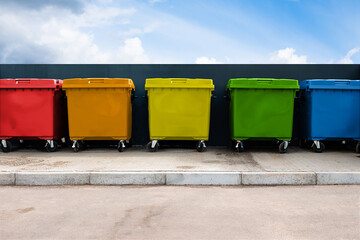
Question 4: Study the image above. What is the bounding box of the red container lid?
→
[0,79,62,89]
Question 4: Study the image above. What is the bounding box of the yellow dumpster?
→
[145,78,214,152]
[62,78,135,152]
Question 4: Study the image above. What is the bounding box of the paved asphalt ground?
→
[0,185,359,240]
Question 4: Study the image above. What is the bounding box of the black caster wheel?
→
[73,141,80,152]
[147,141,159,152]
[356,142,360,153]
[117,145,124,152]
[196,141,206,152]
[312,142,325,153]
[117,141,125,152]
[45,141,58,152]
[1,140,12,153]
[234,141,244,152]
[279,141,288,154]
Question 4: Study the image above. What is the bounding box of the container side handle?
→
[171,79,187,84]
[88,79,105,84]
[16,80,30,84]
[257,79,272,84]
[335,80,350,85]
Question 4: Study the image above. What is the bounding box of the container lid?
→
[0,78,62,89]
[227,78,299,90]
[299,79,360,90]
[145,78,214,90]
[62,78,135,90]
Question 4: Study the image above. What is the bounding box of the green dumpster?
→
[227,78,299,153]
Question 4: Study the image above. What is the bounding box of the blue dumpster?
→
[299,79,360,153]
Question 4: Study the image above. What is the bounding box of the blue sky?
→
[0,0,359,64]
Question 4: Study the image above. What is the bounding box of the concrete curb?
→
[0,172,15,185]
[317,172,360,185]
[166,172,241,185]
[0,171,359,186]
[15,172,89,186]
[242,172,316,185]
[90,172,166,185]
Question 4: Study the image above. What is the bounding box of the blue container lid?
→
[300,79,360,90]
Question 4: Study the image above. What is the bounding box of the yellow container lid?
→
[145,78,214,90]
[63,78,135,90]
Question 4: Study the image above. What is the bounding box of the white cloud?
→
[0,2,149,63]
[119,37,150,63]
[270,48,309,64]
[195,56,223,64]
[337,47,360,64]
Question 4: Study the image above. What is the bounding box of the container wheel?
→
[356,142,360,153]
[196,141,206,152]
[312,142,325,153]
[117,144,124,152]
[234,141,244,152]
[147,141,159,152]
[117,140,125,152]
[279,141,288,154]
[45,140,58,152]
[73,141,80,153]
[1,140,12,153]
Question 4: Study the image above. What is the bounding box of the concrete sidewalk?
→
[0,146,359,185]
[1,185,359,239]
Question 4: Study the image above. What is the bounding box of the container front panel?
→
[230,89,295,140]
[66,88,132,140]
[148,88,211,140]
[308,89,360,140]
[0,88,55,139]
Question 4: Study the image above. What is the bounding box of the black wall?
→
[1,64,359,146]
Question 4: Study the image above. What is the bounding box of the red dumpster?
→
[0,79,67,152]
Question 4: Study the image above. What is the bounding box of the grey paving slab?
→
[0,147,359,173]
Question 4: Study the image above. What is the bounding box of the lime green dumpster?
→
[145,78,214,152]
[227,78,299,153]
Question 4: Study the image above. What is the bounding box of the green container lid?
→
[227,78,299,90]
[145,78,214,90]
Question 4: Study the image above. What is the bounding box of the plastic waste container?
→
[227,78,299,153]
[62,78,135,152]
[0,78,67,152]
[145,78,214,152]
[299,79,360,153]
